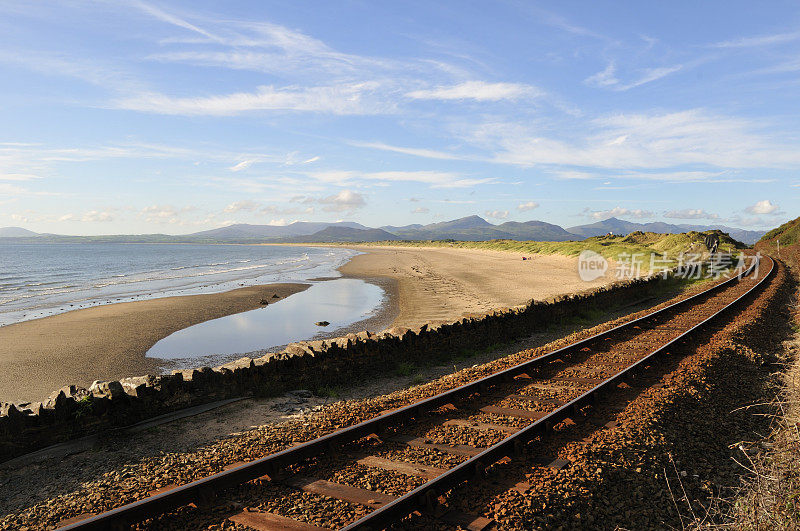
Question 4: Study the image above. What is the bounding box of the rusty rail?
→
[60,256,771,530]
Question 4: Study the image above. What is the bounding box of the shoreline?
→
[0,283,310,403]
[337,245,615,330]
[0,245,613,404]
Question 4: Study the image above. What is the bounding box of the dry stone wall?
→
[0,274,666,462]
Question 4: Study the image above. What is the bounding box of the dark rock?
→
[288,389,313,399]
[272,293,280,298]
[315,321,330,326]
[259,299,269,305]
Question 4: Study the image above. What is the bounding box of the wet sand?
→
[0,246,615,404]
[0,283,308,403]
[339,246,616,330]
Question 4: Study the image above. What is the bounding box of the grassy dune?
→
[347,229,745,264]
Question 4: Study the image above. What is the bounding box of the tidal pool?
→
[146,278,384,361]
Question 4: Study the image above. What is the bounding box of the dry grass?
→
[686,294,800,529]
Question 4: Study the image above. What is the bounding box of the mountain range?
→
[0,216,767,244]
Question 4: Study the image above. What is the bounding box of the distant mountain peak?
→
[0,227,39,237]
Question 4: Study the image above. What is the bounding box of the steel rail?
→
[60,256,767,530]
[343,256,774,530]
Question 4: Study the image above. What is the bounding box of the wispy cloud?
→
[585,62,682,91]
[223,200,260,213]
[584,63,618,88]
[710,31,800,49]
[349,141,463,161]
[229,160,255,172]
[59,210,115,223]
[663,208,719,220]
[466,109,800,170]
[587,206,654,220]
[0,173,41,181]
[308,169,493,189]
[0,50,142,92]
[406,81,541,102]
[130,0,223,43]
[115,83,394,116]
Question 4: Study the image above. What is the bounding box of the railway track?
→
[60,255,775,531]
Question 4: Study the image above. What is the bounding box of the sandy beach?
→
[0,283,308,403]
[340,245,615,329]
[0,246,614,403]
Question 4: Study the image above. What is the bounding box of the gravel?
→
[0,268,779,530]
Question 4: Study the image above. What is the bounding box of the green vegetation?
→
[760,216,800,247]
[313,384,344,398]
[392,362,416,377]
[409,374,427,386]
[344,230,745,269]
[756,216,800,267]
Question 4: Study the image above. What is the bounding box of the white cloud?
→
[745,199,779,215]
[0,50,141,93]
[0,173,41,181]
[553,170,597,180]
[115,83,393,116]
[366,171,492,188]
[141,204,179,223]
[0,183,27,195]
[131,0,222,43]
[261,205,314,216]
[412,207,430,214]
[59,210,115,223]
[663,209,719,220]
[727,214,773,227]
[585,63,618,88]
[308,169,492,189]
[223,200,260,213]
[81,210,114,222]
[350,141,462,160]
[318,189,366,212]
[469,110,800,170]
[143,15,415,80]
[585,63,682,91]
[589,206,654,220]
[517,201,539,212]
[485,209,509,219]
[406,81,540,102]
[230,160,255,172]
[710,31,800,49]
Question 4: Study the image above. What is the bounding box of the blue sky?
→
[0,1,798,235]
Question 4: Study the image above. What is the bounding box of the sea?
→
[0,243,386,365]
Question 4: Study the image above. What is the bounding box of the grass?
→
[313,385,344,399]
[761,217,800,247]
[393,362,416,377]
[707,356,800,529]
[334,230,746,272]
[73,395,94,421]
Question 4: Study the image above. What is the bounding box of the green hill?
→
[759,217,800,247]
[756,216,800,266]
[347,230,745,270]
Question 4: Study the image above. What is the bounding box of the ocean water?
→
[0,243,364,326]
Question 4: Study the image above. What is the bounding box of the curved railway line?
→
[59,255,776,531]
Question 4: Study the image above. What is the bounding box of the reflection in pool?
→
[146,278,384,360]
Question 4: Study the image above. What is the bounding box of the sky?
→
[0,1,799,235]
